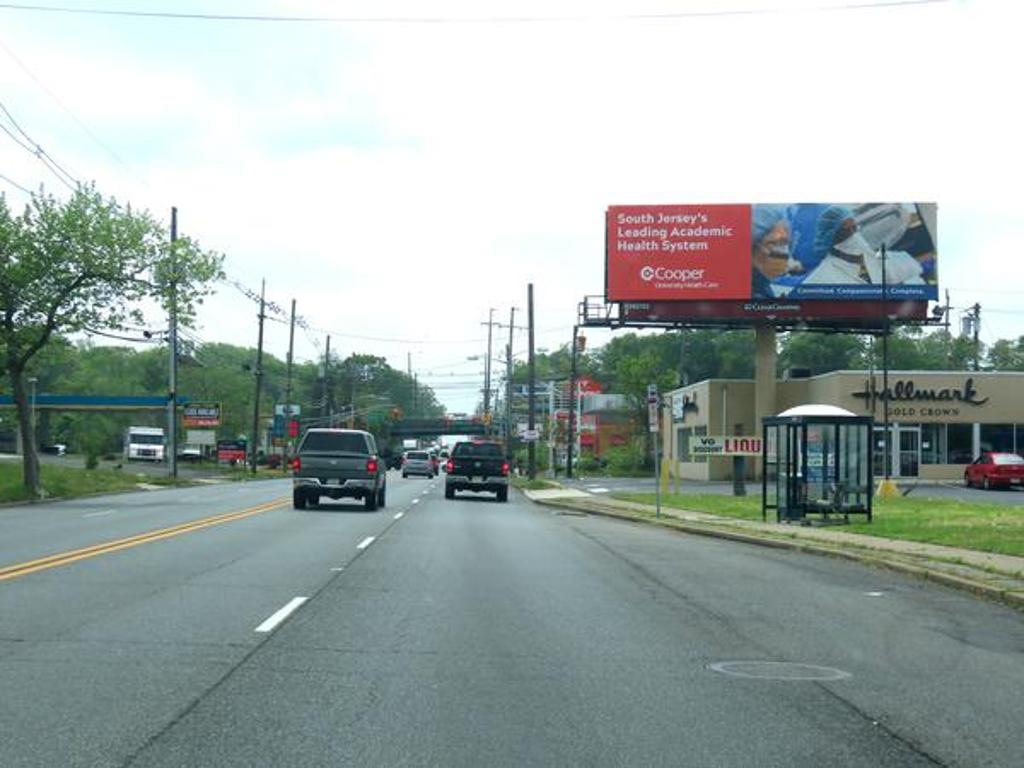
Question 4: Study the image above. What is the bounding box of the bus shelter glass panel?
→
[764,425,778,510]
[804,423,834,506]
[840,422,870,509]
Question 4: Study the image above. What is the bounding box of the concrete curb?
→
[531,496,1024,612]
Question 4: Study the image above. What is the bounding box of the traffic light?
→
[288,419,299,438]
[482,412,493,426]
[577,334,586,352]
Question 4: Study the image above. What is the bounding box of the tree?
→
[777,332,867,375]
[0,186,222,496]
[987,336,1024,371]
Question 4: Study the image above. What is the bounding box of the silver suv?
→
[402,450,435,478]
[292,428,386,510]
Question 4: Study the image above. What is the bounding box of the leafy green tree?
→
[777,332,867,375]
[0,185,222,496]
[987,336,1024,371]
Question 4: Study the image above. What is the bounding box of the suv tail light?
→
[445,459,454,474]
[501,461,510,476]
[366,458,379,474]
[291,457,301,472]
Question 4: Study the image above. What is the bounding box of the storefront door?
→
[873,425,921,478]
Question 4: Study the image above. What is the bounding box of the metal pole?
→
[567,324,578,479]
[483,308,495,433]
[168,207,178,478]
[882,244,890,482]
[250,279,266,474]
[654,401,661,518]
[284,298,296,466]
[324,335,331,425]
[506,307,515,451]
[972,303,981,372]
[527,284,536,479]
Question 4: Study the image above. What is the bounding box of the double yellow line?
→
[0,497,288,583]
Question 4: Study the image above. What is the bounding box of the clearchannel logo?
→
[639,266,707,282]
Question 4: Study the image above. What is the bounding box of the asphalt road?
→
[1,472,1023,767]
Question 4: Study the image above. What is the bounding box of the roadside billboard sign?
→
[186,429,216,446]
[182,402,221,428]
[607,202,937,304]
[689,435,764,456]
[216,439,247,463]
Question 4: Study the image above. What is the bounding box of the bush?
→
[85,453,99,470]
[604,444,649,476]
[577,454,602,473]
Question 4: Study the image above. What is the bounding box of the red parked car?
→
[964,452,1024,490]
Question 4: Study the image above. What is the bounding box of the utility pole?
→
[972,302,981,372]
[250,279,266,475]
[482,308,496,434]
[323,335,332,425]
[527,284,536,479]
[167,207,178,479]
[567,324,579,479]
[284,298,296,466]
[506,306,515,452]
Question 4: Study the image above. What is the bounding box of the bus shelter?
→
[762,405,873,524]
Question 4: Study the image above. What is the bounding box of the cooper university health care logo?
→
[639,265,707,282]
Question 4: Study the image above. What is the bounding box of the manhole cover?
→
[708,661,851,681]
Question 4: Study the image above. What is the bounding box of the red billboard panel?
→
[606,205,752,301]
[607,203,938,304]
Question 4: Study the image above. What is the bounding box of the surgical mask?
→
[832,231,875,259]
[763,245,791,260]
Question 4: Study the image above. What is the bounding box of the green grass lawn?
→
[0,461,181,504]
[614,492,1024,557]
[511,477,561,491]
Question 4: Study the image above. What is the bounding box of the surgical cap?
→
[813,205,855,261]
[751,205,790,245]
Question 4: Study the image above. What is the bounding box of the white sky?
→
[2,0,1022,412]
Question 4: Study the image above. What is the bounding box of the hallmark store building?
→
[665,370,1024,482]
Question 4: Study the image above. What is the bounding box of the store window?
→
[981,424,1015,453]
[921,424,946,465]
[677,426,707,463]
[947,424,974,464]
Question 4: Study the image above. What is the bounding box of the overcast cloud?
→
[1,0,1021,411]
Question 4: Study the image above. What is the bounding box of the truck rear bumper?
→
[446,474,508,492]
[294,477,377,499]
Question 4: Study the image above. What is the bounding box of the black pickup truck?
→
[444,440,509,502]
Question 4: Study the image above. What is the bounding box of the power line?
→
[0,35,158,199]
[0,171,32,195]
[0,1,950,24]
[0,96,79,190]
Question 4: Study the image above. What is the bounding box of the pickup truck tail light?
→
[501,461,510,476]
[291,457,301,472]
[366,458,379,474]
[446,459,454,474]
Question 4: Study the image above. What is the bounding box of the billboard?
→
[606,203,937,303]
[182,402,221,428]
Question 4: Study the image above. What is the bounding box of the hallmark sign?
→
[851,377,988,418]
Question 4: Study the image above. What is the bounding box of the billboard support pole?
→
[527,283,536,480]
[878,245,899,499]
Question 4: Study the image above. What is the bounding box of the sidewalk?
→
[523,487,1024,610]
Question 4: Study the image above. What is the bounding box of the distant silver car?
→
[402,450,435,478]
